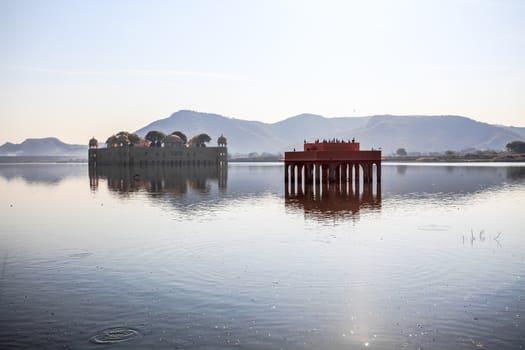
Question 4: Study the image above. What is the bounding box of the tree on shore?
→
[106,131,141,147]
[106,135,118,147]
[171,131,187,144]
[189,133,212,147]
[506,141,525,153]
[127,133,140,146]
[145,130,166,147]
[396,148,407,156]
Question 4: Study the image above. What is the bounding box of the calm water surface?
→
[0,163,524,349]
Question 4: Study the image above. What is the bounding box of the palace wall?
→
[303,142,360,152]
[89,146,228,167]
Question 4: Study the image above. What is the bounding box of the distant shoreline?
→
[2,154,524,164]
[229,154,525,163]
[382,154,525,163]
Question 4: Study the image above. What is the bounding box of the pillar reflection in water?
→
[285,163,381,221]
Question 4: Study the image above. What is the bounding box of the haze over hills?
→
[335,115,525,155]
[2,111,524,156]
[502,126,525,139]
[0,137,86,157]
[136,110,525,155]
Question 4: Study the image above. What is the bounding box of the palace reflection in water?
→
[285,178,381,221]
[89,163,381,221]
[89,164,228,195]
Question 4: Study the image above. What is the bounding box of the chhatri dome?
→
[89,137,98,148]
[218,134,227,146]
[164,134,185,147]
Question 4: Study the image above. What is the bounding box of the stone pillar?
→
[341,163,348,195]
[297,170,304,196]
[315,177,321,199]
[363,162,370,184]
[306,164,313,185]
[290,164,296,192]
[297,164,303,191]
[322,165,329,184]
[315,164,321,186]
[337,163,346,185]
[329,164,336,184]
[285,176,290,198]
[376,161,381,183]
[334,168,341,195]
[348,170,354,197]
[354,170,360,196]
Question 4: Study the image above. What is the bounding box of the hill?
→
[2,112,522,157]
[341,115,524,153]
[135,111,524,154]
[0,137,87,157]
[135,110,280,153]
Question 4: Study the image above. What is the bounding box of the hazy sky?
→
[1,0,524,144]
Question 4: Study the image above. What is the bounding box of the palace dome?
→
[218,134,227,146]
[164,134,185,147]
[89,137,98,148]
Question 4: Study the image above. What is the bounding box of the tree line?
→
[394,141,525,157]
[506,141,525,153]
[105,131,212,148]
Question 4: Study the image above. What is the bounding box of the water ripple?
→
[89,327,140,344]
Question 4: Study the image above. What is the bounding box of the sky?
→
[0,0,524,144]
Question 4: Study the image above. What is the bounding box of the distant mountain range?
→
[136,110,525,154]
[2,111,524,156]
[0,137,86,157]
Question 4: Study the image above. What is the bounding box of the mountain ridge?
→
[0,137,87,157]
[135,110,525,154]
[2,111,524,156]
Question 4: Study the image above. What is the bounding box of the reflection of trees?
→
[89,165,227,196]
[396,165,407,175]
[285,182,381,221]
[506,167,525,180]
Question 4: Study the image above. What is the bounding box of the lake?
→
[0,162,524,349]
